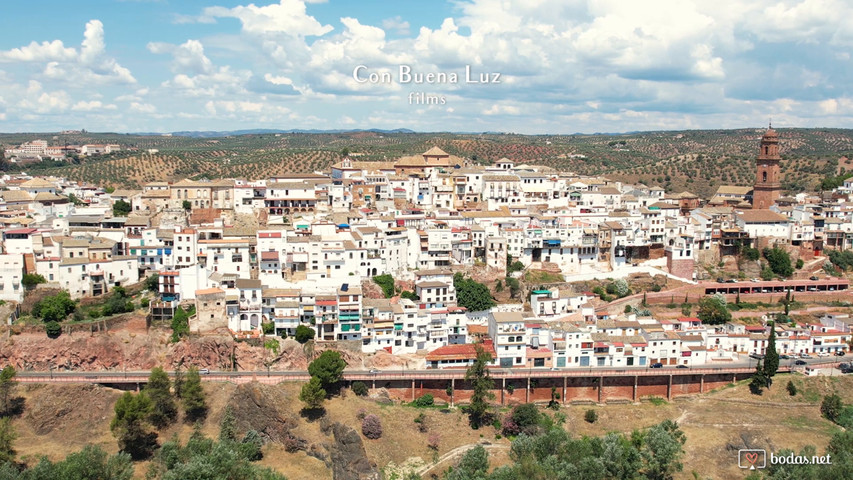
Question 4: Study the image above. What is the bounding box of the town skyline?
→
[0,0,851,134]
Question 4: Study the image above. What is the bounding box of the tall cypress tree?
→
[146,367,177,428]
[764,321,779,383]
[182,367,208,422]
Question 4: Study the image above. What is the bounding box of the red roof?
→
[426,341,496,361]
[3,228,37,235]
[258,232,281,238]
[677,317,701,323]
[260,251,279,261]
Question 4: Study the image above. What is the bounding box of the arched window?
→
[763,171,767,182]
[765,146,769,155]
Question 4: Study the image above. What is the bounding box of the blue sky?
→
[0,0,850,134]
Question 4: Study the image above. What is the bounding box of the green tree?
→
[821,394,843,423]
[112,199,132,217]
[464,344,494,428]
[173,365,184,399]
[511,404,541,432]
[749,360,768,395]
[454,273,496,312]
[145,273,159,293]
[447,445,489,480]
[299,377,326,410]
[742,247,761,261]
[4,444,133,480]
[787,380,798,396]
[219,405,237,442]
[294,325,315,344]
[764,322,779,379]
[0,418,15,464]
[351,381,368,397]
[147,432,285,480]
[170,306,190,342]
[182,200,192,211]
[640,420,686,480]
[181,367,208,422]
[33,290,76,322]
[307,350,346,389]
[505,276,521,300]
[400,290,419,301]
[760,267,775,281]
[21,273,46,291]
[146,367,177,429]
[110,391,157,460]
[763,247,794,278]
[372,274,395,298]
[696,295,731,325]
[613,279,631,297]
[0,366,17,416]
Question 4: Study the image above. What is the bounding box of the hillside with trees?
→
[3,128,852,196]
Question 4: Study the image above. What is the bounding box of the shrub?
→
[22,273,46,291]
[428,433,440,450]
[140,298,150,308]
[821,394,843,423]
[45,321,62,337]
[651,284,662,292]
[372,274,395,298]
[786,380,797,396]
[413,394,434,407]
[511,403,541,430]
[624,304,633,314]
[361,414,382,439]
[294,325,314,343]
[414,412,428,432]
[743,247,761,261]
[584,409,598,423]
[501,416,520,436]
[356,408,368,420]
[796,258,804,269]
[261,322,275,335]
[351,381,368,397]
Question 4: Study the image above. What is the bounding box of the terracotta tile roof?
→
[426,341,495,361]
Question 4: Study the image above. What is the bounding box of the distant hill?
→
[158,128,418,138]
[3,128,852,196]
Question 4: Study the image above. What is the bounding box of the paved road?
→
[12,358,843,385]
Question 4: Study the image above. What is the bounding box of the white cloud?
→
[148,39,213,75]
[72,100,117,111]
[381,16,410,35]
[0,40,76,62]
[130,102,156,113]
[203,0,333,37]
[0,19,135,85]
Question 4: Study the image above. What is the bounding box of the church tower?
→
[752,126,782,209]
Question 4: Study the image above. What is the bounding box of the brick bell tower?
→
[752,125,782,209]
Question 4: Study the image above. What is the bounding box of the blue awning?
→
[338,223,350,228]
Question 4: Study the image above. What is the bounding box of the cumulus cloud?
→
[0,19,135,85]
[381,16,410,35]
[202,0,333,37]
[72,100,117,111]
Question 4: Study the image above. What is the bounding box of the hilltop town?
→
[1,128,851,372]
